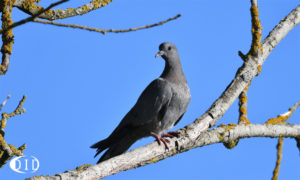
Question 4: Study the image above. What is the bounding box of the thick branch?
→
[0,0,68,34]
[14,0,113,20]
[0,0,14,75]
[32,14,181,35]
[27,124,300,180]
[186,4,300,140]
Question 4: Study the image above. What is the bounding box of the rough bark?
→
[26,124,300,180]
[14,0,113,20]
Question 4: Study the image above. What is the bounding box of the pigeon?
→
[91,42,191,163]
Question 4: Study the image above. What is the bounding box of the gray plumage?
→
[91,42,191,163]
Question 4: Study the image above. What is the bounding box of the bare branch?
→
[14,0,113,20]
[0,0,68,75]
[0,94,11,112]
[238,0,262,125]
[0,95,27,168]
[224,82,252,149]
[238,51,247,61]
[33,14,181,35]
[265,102,300,179]
[238,83,251,125]
[236,0,262,129]
[0,0,14,75]
[186,4,300,140]
[0,95,26,134]
[0,0,68,34]
[248,0,263,57]
[271,137,284,180]
[266,101,300,124]
[251,0,258,9]
[27,124,300,180]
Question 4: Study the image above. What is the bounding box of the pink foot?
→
[151,132,170,149]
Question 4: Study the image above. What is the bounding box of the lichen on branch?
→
[0,95,27,168]
[0,0,14,75]
[15,0,113,20]
[238,82,251,125]
[248,2,263,57]
[271,137,284,180]
[266,101,300,125]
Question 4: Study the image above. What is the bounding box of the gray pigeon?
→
[91,42,191,163]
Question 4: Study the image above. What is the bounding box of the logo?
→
[9,155,39,174]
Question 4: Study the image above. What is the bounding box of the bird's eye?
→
[168,46,172,51]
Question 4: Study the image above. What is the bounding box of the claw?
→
[159,137,169,149]
[151,132,161,145]
[151,132,170,149]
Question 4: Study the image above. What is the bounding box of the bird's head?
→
[155,42,179,62]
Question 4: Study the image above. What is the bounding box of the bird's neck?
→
[160,60,186,84]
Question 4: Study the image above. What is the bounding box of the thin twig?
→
[0,95,27,168]
[0,94,11,112]
[238,82,251,125]
[0,0,69,34]
[271,137,284,180]
[33,14,182,35]
[266,101,300,124]
[248,0,263,57]
[251,0,258,6]
[0,95,26,132]
[238,51,247,61]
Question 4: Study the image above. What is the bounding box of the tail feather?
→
[91,123,144,163]
[90,139,109,158]
[97,135,138,163]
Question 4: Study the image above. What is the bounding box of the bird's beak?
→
[155,51,165,58]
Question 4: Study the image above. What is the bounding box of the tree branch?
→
[0,94,11,112]
[27,124,300,180]
[0,95,27,168]
[248,0,263,57]
[14,0,113,20]
[0,0,68,75]
[238,0,262,126]
[271,137,284,180]
[238,83,251,125]
[266,101,300,124]
[186,4,300,138]
[0,0,14,75]
[0,0,68,34]
[32,14,181,35]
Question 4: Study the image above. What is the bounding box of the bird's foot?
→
[162,131,180,138]
[151,132,170,149]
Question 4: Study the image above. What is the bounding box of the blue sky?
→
[1,0,300,179]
